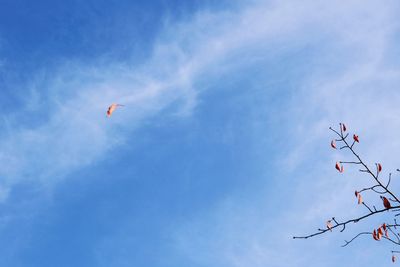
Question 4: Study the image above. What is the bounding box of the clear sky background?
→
[1,0,400,266]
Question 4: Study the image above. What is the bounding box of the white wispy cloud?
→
[1,0,399,265]
[0,1,276,197]
[0,0,334,197]
[164,0,400,266]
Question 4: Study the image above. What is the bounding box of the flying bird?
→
[106,103,124,117]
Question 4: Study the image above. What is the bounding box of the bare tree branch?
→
[293,123,400,261]
[293,205,400,239]
[342,232,370,247]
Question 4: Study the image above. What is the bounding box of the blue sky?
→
[1,0,400,266]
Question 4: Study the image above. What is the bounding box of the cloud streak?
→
[162,0,400,266]
[0,1,274,197]
[0,0,340,196]
[1,0,400,265]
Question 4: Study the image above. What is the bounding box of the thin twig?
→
[293,205,400,239]
[342,232,370,247]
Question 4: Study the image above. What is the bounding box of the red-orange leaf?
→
[377,228,383,240]
[353,134,359,143]
[335,162,343,173]
[354,191,362,204]
[331,140,337,149]
[373,229,379,241]
[357,193,363,205]
[382,223,387,231]
[381,196,391,209]
[335,162,340,171]
[326,220,333,231]
[377,163,382,173]
[393,255,396,263]
[385,229,389,238]
[341,123,347,132]
[106,103,124,117]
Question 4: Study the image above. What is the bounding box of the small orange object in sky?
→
[106,103,124,117]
